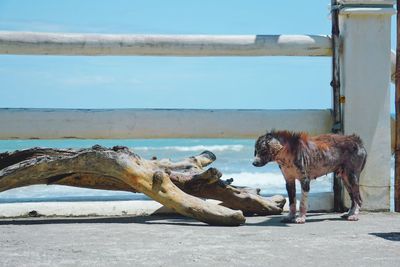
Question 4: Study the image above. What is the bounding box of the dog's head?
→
[252,132,283,167]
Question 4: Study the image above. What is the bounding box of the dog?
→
[252,130,367,223]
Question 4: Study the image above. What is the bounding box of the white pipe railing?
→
[0,31,332,57]
[0,108,333,139]
[1,31,396,82]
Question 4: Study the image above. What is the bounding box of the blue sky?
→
[0,0,395,110]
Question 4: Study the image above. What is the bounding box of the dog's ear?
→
[265,129,278,140]
[267,137,283,154]
[265,132,273,140]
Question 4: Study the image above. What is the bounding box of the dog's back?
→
[306,133,367,177]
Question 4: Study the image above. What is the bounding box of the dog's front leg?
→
[296,178,310,224]
[282,180,296,223]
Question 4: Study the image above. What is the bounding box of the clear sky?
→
[0,0,395,111]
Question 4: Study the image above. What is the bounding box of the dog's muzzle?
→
[252,158,264,167]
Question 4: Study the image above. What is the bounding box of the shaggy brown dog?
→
[252,130,367,223]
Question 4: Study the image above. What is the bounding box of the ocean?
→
[0,139,394,208]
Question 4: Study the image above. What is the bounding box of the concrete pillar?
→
[339,0,394,210]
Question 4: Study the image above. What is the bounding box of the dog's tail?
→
[350,134,364,146]
[360,151,367,172]
[351,134,367,172]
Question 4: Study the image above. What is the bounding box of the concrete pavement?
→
[0,212,399,267]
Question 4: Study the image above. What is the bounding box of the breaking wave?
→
[0,172,334,203]
[222,172,333,194]
[222,172,284,188]
[134,144,245,152]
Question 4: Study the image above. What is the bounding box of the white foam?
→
[0,172,335,200]
[222,172,333,193]
[222,172,285,188]
[0,185,132,199]
[135,144,245,152]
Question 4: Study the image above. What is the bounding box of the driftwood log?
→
[0,145,285,226]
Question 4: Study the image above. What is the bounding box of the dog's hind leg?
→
[295,178,310,224]
[341,172,361,221]
[347,172,361,221]
[281,180,296,223]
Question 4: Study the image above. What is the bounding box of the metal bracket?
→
[332,122,342,133]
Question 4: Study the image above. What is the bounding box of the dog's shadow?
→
[245,215,290,227]
[302,213,346,223]
[246,213,346,227]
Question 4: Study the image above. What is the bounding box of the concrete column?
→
[339,0,394,210]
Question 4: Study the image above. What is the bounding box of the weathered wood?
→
[0,31,332,56]
[169,166,285,215]
[0,147,285,224]
[395,0,400,213]
[0,108,333,139]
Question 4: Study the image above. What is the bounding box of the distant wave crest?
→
[0,172,335,201]
[135,144,245,152]
[222,172,285,188]
[222,172,333,193]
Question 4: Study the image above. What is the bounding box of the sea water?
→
[0,139,336,203]
[0,139,395,210]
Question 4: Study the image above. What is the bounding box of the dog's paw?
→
[341,213,359,221]
[295,216,306,224]
[346,215,359,221]
[281,215,295,223]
